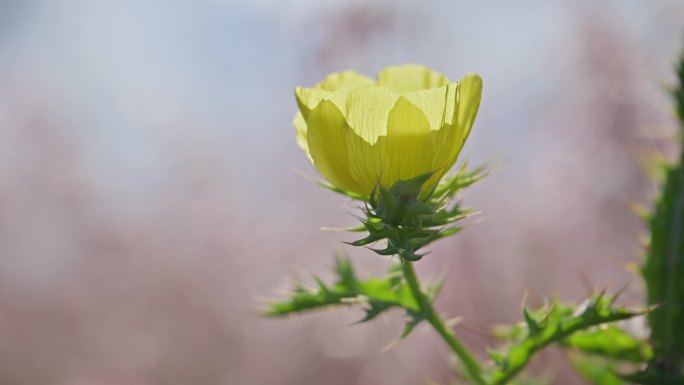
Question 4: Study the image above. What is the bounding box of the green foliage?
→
[486,295,646,385]
[565,326,653,363]
[566,327,653,385]
[351,163,487,261]
[569,354,625,385]
[623,368,684,385]
[641,53,684,373]
[264,257,443,338]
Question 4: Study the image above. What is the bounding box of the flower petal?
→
[453,74,483,139]
[326,86,398,145]
[431,74,483,180]
[315,70,374,91]
[295,87,328,120]
[402,85,452,131]
[430,118,462,183]
[377,64,450,92]
[306,99,366,195]
[293,111,312,162]
[373,97,435,191]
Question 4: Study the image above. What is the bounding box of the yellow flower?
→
[294,64,482,199]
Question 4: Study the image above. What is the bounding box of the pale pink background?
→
[0,1,683,384]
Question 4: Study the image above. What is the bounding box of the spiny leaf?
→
[263,257,420,319]
[569,353,625,385]
[400,312,427,339]
[523,307,541,336]
[564,325,653,363]
[264,258,450,344]
[487,294,647,385]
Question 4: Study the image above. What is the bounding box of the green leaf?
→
[523,307,541,336]
[264,257,446,341]
[492,323,527,342]
[564,325,653,363]
[487,294,647,385]
[264,257,419,318]
[569,353,625,385]
[623,368,684,385]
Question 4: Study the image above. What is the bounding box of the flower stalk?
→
[401,260,485,385]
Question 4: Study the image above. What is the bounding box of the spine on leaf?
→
[641,53,684,373]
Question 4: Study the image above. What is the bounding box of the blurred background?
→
[0,1,683,384]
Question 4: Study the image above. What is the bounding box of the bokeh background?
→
[0,1,683,384]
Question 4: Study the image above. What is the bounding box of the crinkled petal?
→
[315,70,374,91]
[295,87,328,119]
[326,86,398,145]
[306,99,365,195]
[401,85,452,132]
[377,64,450,93]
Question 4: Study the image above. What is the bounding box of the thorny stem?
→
[401,261,485,385]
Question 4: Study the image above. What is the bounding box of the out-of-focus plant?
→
[640,52,684,377]
[263,58,684,384]
[563,52,684,385]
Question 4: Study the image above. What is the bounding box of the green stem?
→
[401,261,485,385]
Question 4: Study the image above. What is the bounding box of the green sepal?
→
[389,171,435,199]
[398,249,424,262]
[431,162,488,201]
[368,245,400,256]
[296,170,367,200]
[349,165,487,262]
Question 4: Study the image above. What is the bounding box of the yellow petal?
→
[295,87,328,119]
[453,74,483,141]
[326,86,398,145]
[293,111,312,162]
[373,97,435,191]
[377,64,450,93]
[401,85,452,131]
[306,99,365,195]
[430,118,462,184]
[315,70,374,91]
[432,74,483,180]
[429,83,459,170]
